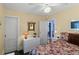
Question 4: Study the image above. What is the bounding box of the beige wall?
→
[5,9,52,50]
[2,4,79,54]
[0,4,52,54]
[0,4,5,54]
[54,5,79,36]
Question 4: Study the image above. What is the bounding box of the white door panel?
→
[40,21,48,44]
[4,16,18,53]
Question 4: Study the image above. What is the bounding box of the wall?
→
[4,4,79,53]
[1,4,79,54]
[54,5,79,36]
[0,4,52,54]
[5,9,52,50]
[0,4,4,54]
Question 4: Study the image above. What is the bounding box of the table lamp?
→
[23,32,29,39]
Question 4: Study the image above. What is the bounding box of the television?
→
[71,21,79,29]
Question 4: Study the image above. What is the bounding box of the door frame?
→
[4,16,20,53]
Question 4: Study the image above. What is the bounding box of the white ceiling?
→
[4,3,78,15]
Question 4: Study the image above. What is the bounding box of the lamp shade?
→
[23,32,29,39]
[23,32,29,36]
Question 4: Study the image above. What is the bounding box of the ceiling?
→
[4,3,78,15]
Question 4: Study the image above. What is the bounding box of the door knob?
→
[5,34,6,37]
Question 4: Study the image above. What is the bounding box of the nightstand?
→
[23,37,40,53]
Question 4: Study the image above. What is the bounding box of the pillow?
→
[60,32,69,41]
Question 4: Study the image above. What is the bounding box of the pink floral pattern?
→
[35,40,79,55]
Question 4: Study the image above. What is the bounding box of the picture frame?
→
[28,22,35,31]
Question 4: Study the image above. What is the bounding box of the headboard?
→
[60,32,79,46]
[68,33,79,46]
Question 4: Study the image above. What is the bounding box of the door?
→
[48,20,55,40]
[40,21,48,44]
[4,16,18,53]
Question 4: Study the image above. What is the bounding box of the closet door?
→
[4,16,18,53]
[39,21,48,44]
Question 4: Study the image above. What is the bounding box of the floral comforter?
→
[35,40,79,55]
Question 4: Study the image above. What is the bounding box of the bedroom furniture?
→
[60,32,79,46]
[31,32,79,55]
[68,33,79,46]
[23,37,40,53]
[35,39,79,55]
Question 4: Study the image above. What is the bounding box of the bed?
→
[34,39,79,55]
[33,33,79,55]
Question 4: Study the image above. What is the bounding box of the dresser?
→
[23,37,40,53]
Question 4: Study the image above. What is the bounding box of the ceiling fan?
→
[28,3,63,13]
[39,3,61,13]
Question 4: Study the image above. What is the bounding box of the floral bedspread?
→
[35,40,79,55]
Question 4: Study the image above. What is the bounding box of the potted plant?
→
[33,32,37,38]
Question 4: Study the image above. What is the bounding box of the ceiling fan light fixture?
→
[44,7,51,13]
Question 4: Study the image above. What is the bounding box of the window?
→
[71,21,79,29]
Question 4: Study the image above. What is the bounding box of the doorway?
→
[48,20,55,41]
[39,20,55,44]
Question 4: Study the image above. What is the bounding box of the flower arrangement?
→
[33,32,37,38]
